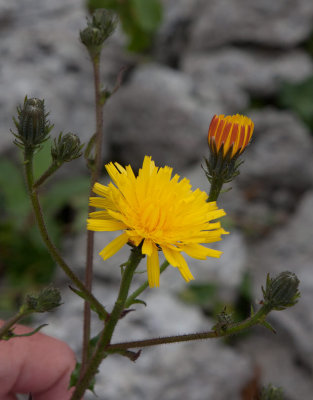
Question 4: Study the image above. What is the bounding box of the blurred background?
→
[1,0,313,399]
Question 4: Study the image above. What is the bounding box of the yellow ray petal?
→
[87,219,126,232]
[147,247,160,287]
[99,232,128,260]
[93,182,109,197]
[162,246,180,267]
[203,248,223,258]
[182,243,216,260]
[162,246,194,282]
[89,211,115,219]
[175,252,194,282]
[142,239,153,256]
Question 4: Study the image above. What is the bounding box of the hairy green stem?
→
[0,310,28,340]
[82,55,105,373]
[106,304,272,350]
[23,149,107,321]
[208,176,224,202]
[71,247,143,400]
[33,161,61,189]
[125,260,170,308]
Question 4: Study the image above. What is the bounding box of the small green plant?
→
[277,76,313,130]
[0,5,301,400]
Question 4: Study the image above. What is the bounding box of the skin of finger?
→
[0,322,76,400]
[1,395,17,400]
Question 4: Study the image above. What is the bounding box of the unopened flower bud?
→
[25,286,62,313]
[204,113,254,201]
[11,97,53,151]
[80,9,117,58]
[204,114,254,184]
[51,132,83,163]
[260,384,283,400]
[262,271,300,311]
[208,114,254,160]
[212,307,233,332]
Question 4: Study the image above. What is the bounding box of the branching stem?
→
[23,149,107,323]
[106,304,272,350]
[71,247,143,400]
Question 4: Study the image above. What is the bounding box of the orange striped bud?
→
[208,114,254,159]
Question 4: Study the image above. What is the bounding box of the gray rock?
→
[239,109,313,191]
[103,63,220,170]
[155,0,203,65]
[238,329,313,400]
[0,0,130,155]
[182,48,313,100]
[189,0,313,50]
[241,191,313,399]
[90,339,251,400]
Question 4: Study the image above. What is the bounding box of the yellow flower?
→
[208,114,254,159]
[87,156,228,287]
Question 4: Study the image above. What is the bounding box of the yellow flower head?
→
[208,114,254,159]
[87,156,228,287]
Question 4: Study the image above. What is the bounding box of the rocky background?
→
[1,0,313,399]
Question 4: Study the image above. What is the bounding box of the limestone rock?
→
[189,0,313,50]
[182,48,313,100]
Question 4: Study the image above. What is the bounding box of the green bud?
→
[80,9,117,58]
[51,132,84,163]
[262,271,300,311]
[11,97,53,151]
[25,286,62,313]
[260,384,284,400]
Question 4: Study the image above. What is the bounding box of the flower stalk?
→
[81,9,117,373]
[125,260,170,308]
[71,246,143,400]
[106,303,272,350]
[33,161,62,189]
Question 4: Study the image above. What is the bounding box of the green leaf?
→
[0,157,30,221]
[261,320,277,334]
[87,0,117,12]
[131,0,162,31]
[41,176,90,215]
[4,324,48,340]
[277,76,313,130]
[179,283,217,307]
[0,223,56,286]
[131,298,147,307]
